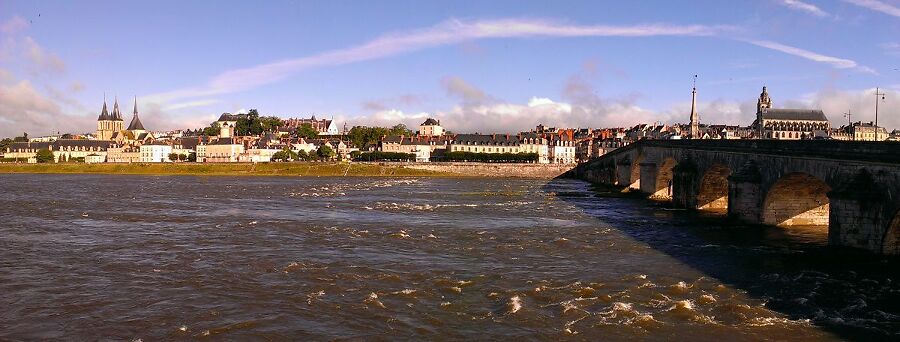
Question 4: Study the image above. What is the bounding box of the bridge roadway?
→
[568,140,900,255]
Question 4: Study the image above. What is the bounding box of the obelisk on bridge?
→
[689,75,699,139]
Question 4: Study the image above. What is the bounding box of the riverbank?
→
[0,162,574,178]
[0,163,451,177]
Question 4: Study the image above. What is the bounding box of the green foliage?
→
[390,124,413,136]
[203,122,220,136]
[0,138,12,151]
[187,152,197,162]
[259,116,283,132]
[35,149,54,163]
[235,109,265,136]
[317,145,335,160]
[352,151,415,161]
[270,148,300,162]
[61,133,73,139]
[168,153,179,162]
[295,123,319,139]
[444,151,539,163]
[345,125,412,150]
[296,150,310,161]
[179,154,188,161]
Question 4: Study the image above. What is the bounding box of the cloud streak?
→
[843,0,900,17]
[146,18,730,103]
[780,0,830,17]
[746,40,876,74]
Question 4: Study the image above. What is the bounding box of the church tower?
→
[756,86,772,138]
[111,97,125,132]
[689,80,699,139]
[96,96,114,140]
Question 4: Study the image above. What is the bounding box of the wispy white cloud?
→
[779,0,830,17]
[0,16,27,34]
[146,18,731,103]
[843,0,900,17]
[881,42,900,57]
[746,40,876,74]
[162,99,219,111]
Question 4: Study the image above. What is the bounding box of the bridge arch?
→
[883,210,900,255]
[651,157,677,200]
[763,172,831,227]
[697,164,731,212]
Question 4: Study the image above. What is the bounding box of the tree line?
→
[443,151,539,163]
[270,145,335,162]
[350,151,416,161]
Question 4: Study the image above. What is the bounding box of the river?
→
[0,174,897,340]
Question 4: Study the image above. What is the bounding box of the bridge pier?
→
[639,162,658,196]
[672,158,699,208]
[616,157,632,187]
[827,169,892,251]
[727,160,764,223]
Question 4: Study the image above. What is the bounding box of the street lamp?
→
[875,87,886,141]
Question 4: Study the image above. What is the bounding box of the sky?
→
[0,0,899,137]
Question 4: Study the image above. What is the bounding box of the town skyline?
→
[2,0,900,137]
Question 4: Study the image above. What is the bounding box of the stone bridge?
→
[568,140,900,255]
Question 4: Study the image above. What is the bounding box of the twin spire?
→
[97,95,144,131]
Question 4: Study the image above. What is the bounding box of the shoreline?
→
[0,162,573,178]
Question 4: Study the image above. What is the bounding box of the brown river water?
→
[0,174,898,341]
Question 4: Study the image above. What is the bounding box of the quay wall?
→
[369,162,575,179]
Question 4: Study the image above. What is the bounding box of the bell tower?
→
[756,86,772,138]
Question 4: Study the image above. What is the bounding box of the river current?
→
[0,174,898,341]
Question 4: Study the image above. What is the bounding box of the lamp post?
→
[875,87,886,141]
[843,110,853,141]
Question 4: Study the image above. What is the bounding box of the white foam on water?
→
[395,289,417,295]
[365,292,386,309]
[508,295,523,314]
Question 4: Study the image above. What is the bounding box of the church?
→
[752,86,830,140]
[96,97,152,143]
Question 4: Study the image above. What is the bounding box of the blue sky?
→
[1,0,898,136]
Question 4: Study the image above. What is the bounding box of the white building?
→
[204,138,245,162]
[550,138,576,164]
[140,143,173,163]
[418,118,444,136]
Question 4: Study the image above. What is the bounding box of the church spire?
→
[689,75,699,139]
[98,95,110,121]
[112,96,124,121]
[127,96,146,131]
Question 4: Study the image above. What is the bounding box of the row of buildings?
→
[3,86,897,164]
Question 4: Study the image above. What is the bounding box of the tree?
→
[0,138,12,151]
[35,148,54,163]
[168,153,179,162]
[295,123,319,139]
[296,150,310,161]
[317,145,335,160]
[260,116,283,132]
[389,124,413,136]
[203,122,220,136]
[61,133,73,139]
[179,154,188,161]
[187,152,197,162]
[235,110,264,136]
